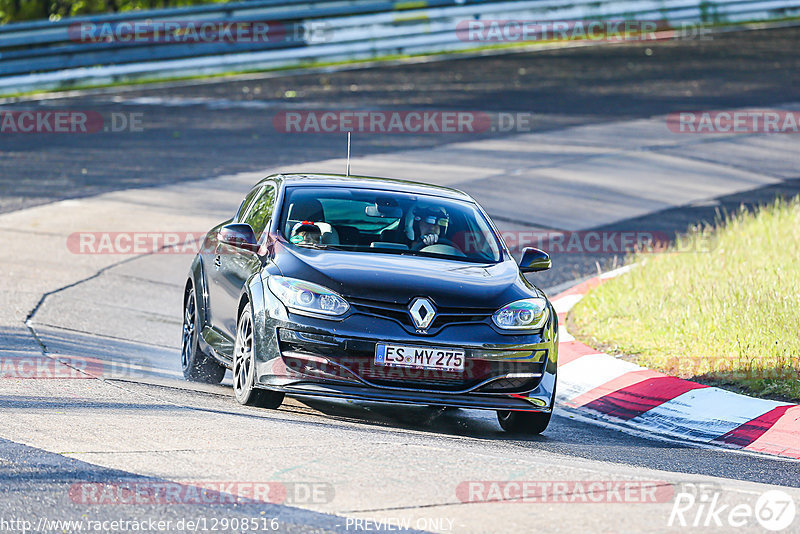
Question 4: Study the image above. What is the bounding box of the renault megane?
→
[181,173,558,434]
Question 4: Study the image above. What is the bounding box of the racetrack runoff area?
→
[2,23,800,533]
[2,102,800,531]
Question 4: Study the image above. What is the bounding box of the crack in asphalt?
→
[113,273,184,288]
[25,256,145,326]
[0,226,74,238]
[22,252,177,386]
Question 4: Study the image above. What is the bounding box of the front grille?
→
[351,357,541,392]
[348,297,495,333]
[351,355,486,391]
[278,330,545,393]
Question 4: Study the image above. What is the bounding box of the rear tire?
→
[181,287,226,384]
[497,410,551,434]
[233,304,284,409]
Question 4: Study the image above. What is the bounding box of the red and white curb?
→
[552,266,800,460]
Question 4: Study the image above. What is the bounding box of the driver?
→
[407,206,449,248]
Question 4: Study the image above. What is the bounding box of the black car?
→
[181,173,558,433]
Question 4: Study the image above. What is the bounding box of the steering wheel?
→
[412,237,463,253]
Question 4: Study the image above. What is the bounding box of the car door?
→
[209,183,277,340]
[204,184,260,333]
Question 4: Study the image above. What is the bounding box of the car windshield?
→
[279,186,503,263]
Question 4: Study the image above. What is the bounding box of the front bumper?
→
[253,290,558,412]
[278,382,553,411]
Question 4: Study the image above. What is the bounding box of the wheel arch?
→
[187,254,210,328]
[241,271,279,381]
[238,291,251,319]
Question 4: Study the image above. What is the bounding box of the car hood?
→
[273,243,542,308]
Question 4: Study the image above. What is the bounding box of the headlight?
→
[267,276,349,317]
[492,298,549,330]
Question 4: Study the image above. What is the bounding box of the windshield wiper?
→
[403,250,498,264]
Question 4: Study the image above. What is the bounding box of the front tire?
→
[233,304,284,409]
[497,410,551,434]
[181,287,226,384]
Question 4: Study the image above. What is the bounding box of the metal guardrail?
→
[0,0,799,93]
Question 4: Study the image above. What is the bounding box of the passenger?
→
[290,220,322,247]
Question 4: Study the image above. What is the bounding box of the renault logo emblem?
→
[408,297,436,331]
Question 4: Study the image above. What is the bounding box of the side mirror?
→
[218,223,258,251]
[519,247,551,273]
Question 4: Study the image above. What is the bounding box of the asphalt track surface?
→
[1,24,800,534]
[2,25,799,287]
[1,25,799,213]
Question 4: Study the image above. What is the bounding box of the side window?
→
[243,184,276,239]
[237,186,262,222]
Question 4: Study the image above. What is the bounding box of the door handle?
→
[214,255,221,269]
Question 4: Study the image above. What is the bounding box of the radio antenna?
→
[346,132,351,177]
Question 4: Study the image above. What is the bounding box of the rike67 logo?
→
[669,484,796,531]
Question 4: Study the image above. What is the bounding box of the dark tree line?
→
[1,0,230,24]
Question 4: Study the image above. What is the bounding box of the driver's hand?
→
[422,234,439,246]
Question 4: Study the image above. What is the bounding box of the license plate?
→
[374,343,465,372]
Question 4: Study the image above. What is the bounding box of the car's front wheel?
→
[181,287,226,383]
[233,304,284,409]
[496,410,551,434]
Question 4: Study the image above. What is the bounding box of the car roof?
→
[258,173,474,202]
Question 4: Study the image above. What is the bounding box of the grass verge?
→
[569,196,800,402]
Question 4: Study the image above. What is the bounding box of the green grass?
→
[570,196,800,401]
